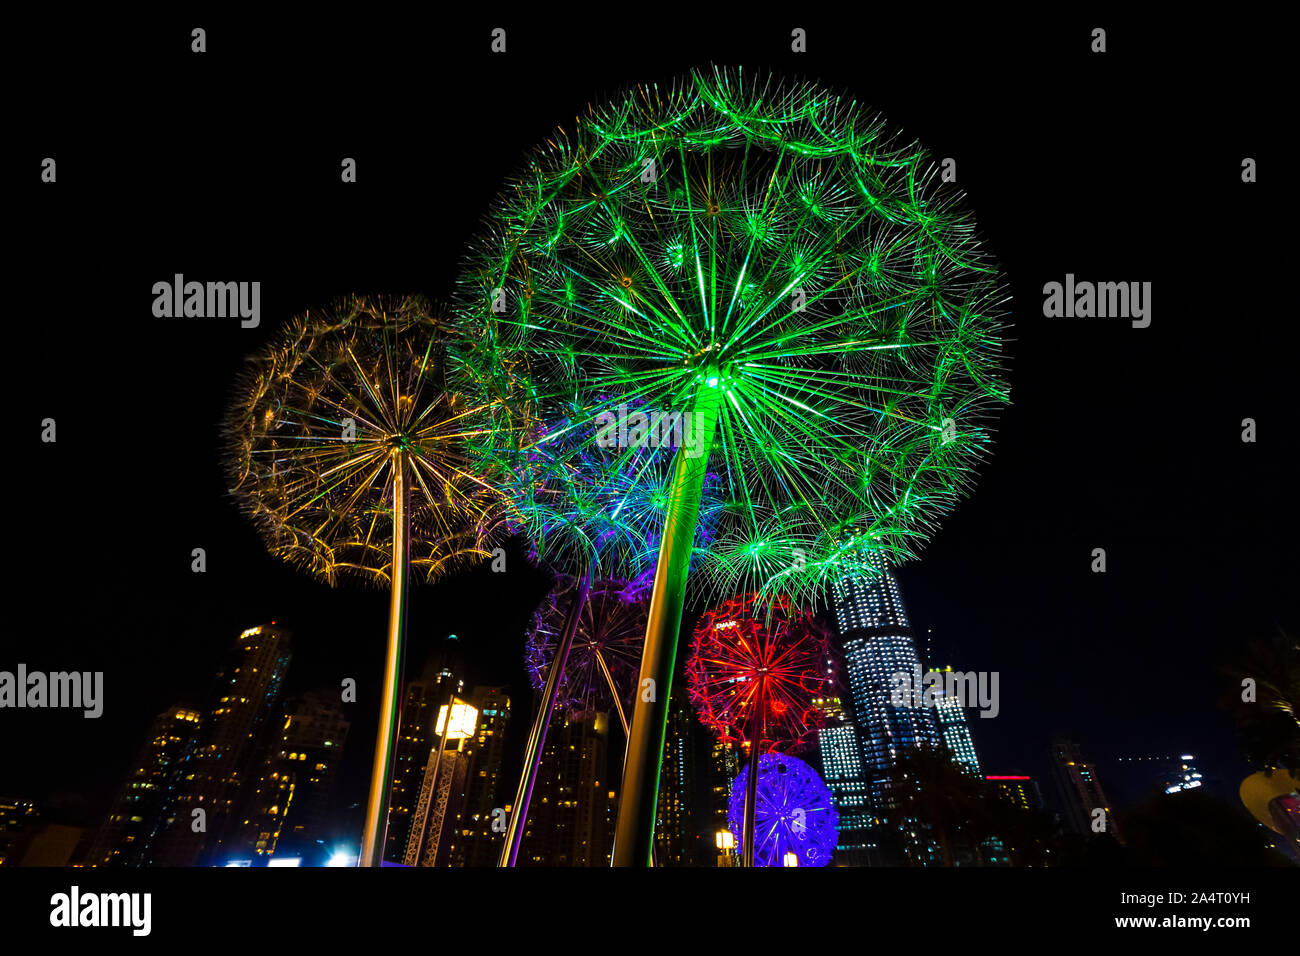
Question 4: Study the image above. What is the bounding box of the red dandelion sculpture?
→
[686,594,832,865]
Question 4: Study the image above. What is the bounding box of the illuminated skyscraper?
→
[86,703,202,867]
[708,739,741,866]
[447,686,512,867]
[833,555,939,771]
[654,687,699,865]
[987,774,1044,811]
[147,623,292,866]
[830,550,939,863]
[814,694,874,864]
[931,666,982,775]
[1051,736,1123,845]
[233,690,350,863]
[520,710,614,866]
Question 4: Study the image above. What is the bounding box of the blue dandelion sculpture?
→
[728,753,839,867]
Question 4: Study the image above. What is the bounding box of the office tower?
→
[147,623,292,866]
[830,548,939,864]
[832,552,940,772]
[86,704,202,867]
[814,694,874,864]
[520,710,614,866]
[1050,736,1124,845]
[232,690,350,864]
[930,666,982,775]
[444,686,512,866]
[384,637,465,863]
[708,738,740,866]
[446,686,511,867]
[654,687,698,865]
[973,775,1042,867]
[986,775,1044,811]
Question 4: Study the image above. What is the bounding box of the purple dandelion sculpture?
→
[525,576,647,735]
[728,753,839,868]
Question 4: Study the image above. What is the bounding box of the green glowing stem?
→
[360,449,409,868]
[612,374,722,866]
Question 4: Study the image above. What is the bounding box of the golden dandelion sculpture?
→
[224,294,504,867]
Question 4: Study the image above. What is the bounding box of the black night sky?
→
[8,12,1294,839]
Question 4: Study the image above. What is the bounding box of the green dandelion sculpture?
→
[455,67,1011,865]
[225,295,504,867]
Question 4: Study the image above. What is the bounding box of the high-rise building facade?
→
[147,623,292,866]
[520,710,614,866]
[708,738,740,866]
[931,667,981,776]
[987,775,1044,811]
[1050,736,1123,845]
[829,549,939,864]
[232,690,350,864]
[654,687,698,865]
[814,694,874,864]
[86,704,202,867]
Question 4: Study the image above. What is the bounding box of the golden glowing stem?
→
[595,648,629,737]
[359,449,410,867]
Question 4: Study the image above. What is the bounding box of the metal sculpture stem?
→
[360,449,410,867]
[596,647,661,867]
[612,373,722,866]
[498,562,594,866]
[742,676,765,867]
[595,648,629,737]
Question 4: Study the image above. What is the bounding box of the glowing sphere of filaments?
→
[225,295,501,585]
[452,66,1011,609]
[525,575,647,719]
[728,753,839,867]
[686,593,832,754]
